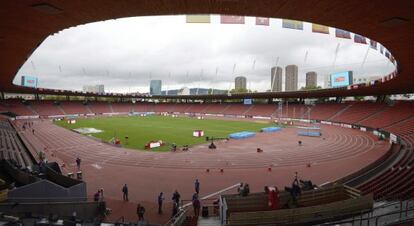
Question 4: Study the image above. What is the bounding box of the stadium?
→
[0,1,414,226]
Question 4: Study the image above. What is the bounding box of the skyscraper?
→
[285,65,298,91]
[305,71,317,88]
[235,76,247,90]
[150,80,162,95]
[271,66,283,92]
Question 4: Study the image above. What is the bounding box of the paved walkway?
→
[198,216,220,226]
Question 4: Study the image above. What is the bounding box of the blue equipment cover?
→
[261,127,282,133]
[229,131,256,140]
[297,130,321,137]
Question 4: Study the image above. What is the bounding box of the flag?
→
[220,15,245,24]
[354,34,367,44]
[186,15,210,23]
[256,17,269,26]
[282,19,303,30]
[312,23,329,34]
[335,29,351,39]
[370,40,377,49]
[390,55,396,64]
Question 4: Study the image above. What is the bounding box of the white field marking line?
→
[182,183,241,208]
[91,163,102,170]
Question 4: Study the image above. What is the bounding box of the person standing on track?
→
[137,203,145,221]
[158,192,164,214]
[172,190,181,206]
[122,184,128,201]
[192,194,201,217]
[195,179,200,194]
[76,157,81,170]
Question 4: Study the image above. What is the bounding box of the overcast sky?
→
[14,15,395,93]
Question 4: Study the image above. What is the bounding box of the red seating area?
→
[111,102,133,113]
[359,101,414,129]
[357,148,414,199]
[133,103,153,112]
[170,103,192,113]
[0,119,33,168]
[357,116,414,200]
[0,99,36,116]
[1,101,414,132]
[203,104,228,114]
[331,102,387,124]
[186,103,209,113]
[222,104,252,115]
[309,103,350,121]
[153,103,175,112]
[87,102,112,114]
[281,104,308,119]
[60,101,90,114]
[245,104,277,117]
[30,101,65,116]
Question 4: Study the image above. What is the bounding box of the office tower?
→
[150,80,162,95]
[306,71,317,88]
[285,65,298,91]
[271,66,283,92]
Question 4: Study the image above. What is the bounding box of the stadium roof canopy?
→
[0,0,413,99]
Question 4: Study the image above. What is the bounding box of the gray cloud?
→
[15,15,395,93]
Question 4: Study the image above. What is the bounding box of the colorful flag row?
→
[186,15,396,66]
[187,15,271,26]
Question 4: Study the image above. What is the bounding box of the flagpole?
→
[166,72,171,96]
[213,67,218,95]
[359,45,370,78]
[229,64,236,95]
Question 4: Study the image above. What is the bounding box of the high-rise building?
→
[271,67,283,92]
[305,71,317,88]
[82,84,104,94]
[324,74,331,88]
[285,65,298,91]
[150,80,162,95]
[235,76,247,90]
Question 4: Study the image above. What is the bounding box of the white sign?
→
[149,142,161,148]
[390,133,397,143]
[193,130,204,137]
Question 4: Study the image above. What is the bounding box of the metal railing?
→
[163,183,240,226]
[322,198,414,226]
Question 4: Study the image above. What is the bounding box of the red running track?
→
[14,119,390,224]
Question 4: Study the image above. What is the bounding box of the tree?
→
[299,85,322,91]
[353,96,364,101]
[229,88,249,94]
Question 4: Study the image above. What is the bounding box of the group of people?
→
[93,179,201,222]
[238,183,250,197]
[93,188,104,202]
[21,121,35,134]
[192,179,201,217]
[170,143,189,152]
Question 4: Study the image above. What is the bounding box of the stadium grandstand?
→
[1,1,414,226]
